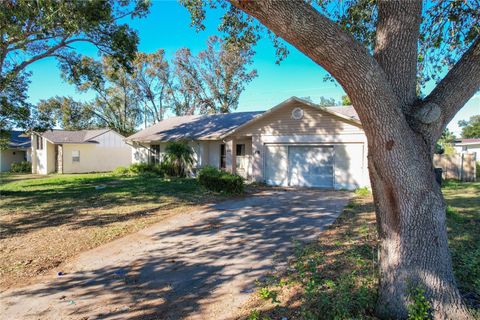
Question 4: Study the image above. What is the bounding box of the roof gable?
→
[222,97,362,138]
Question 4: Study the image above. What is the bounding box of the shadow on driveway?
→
[0,189,351,320]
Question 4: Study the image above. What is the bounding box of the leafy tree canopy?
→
[0,0,150,138]
[459,115,480,138]
[181,0,479,90]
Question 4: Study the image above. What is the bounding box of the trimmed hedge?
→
[10,161,31,173]
[198,166,244,194]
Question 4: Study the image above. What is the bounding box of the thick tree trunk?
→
[364,109,472,319]
[224,1,480,319]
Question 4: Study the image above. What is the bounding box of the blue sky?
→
[26,1,478,135]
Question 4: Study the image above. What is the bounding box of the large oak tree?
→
[0,0,149,144]
[181,0,480,319]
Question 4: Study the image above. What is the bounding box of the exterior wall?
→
[33,136,55,175]
[62,131,132,173]
[207,141,222,168]
[0,149,27,172]
[132,142,150,164]
[235,103,363,136]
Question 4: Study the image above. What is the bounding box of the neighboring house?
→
[0,131,31,172]
[31,129,132,174]
[126,97,369,190]
[454,138,480,156]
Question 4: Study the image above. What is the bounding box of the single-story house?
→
[31,129,132,174]
[0,131,31,172]
[126,97,369,190]
[454,138,480,156]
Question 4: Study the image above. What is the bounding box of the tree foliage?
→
[45,36,257,132]
[342,95,352,106]
[63,56,143,136]
[0,0,150,135]
[436,128,457,155]
[172,36,257,115]
[133,50,171,123]
[37,97,96,131]
[181,0,479,91]
[459,115,480,138]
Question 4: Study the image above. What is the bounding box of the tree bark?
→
[227,1,478,319]
[363,103,471,319]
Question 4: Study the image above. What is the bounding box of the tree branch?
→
[374,0,422,107]
[423,37,480,139]
[228,0,401,127]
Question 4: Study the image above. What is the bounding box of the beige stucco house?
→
[127,97,369,190]
[0,131,31,172]
[31,129,132,174]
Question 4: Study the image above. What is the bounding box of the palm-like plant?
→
[164,142,194,177]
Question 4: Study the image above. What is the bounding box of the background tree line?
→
[37,36,256,136]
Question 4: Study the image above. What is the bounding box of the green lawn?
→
[0,172,223,289]
[241,182,480,320]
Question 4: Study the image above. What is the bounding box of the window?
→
[236,144,245,156]
[36,136,43,150]
[72,150,80,162]
[150,145,160,164]
[220,144,226,169]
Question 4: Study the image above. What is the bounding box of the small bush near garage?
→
[198,166,244,194]
[10,161,31,173]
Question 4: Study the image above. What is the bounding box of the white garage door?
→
[265,145,334,188]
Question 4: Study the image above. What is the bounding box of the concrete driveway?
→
[0,189,350,320]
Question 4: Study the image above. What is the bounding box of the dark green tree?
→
[65,57,143,136]
[0,0,149,139]
[459,115,480,138]
[37,96,96,131]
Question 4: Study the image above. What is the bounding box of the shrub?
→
[10,161,31,173]
[476,161,479,179]
[112,166,129,176]
[407,286,432,320]
[128,163,154,175]
[113,163,171,177]
[164,142,194,177]
[354,186,370,197]
[197,166,244,194]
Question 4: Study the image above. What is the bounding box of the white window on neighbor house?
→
[72,150,80,162]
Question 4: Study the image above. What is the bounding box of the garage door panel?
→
[264,145,288,186]
[288,146,333,188]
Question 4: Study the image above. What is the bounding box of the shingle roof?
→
[325,106,359,121]
[455,138,480,145]
[7,131,31,149]
[40,129,111,144]
[126,112,264,142]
